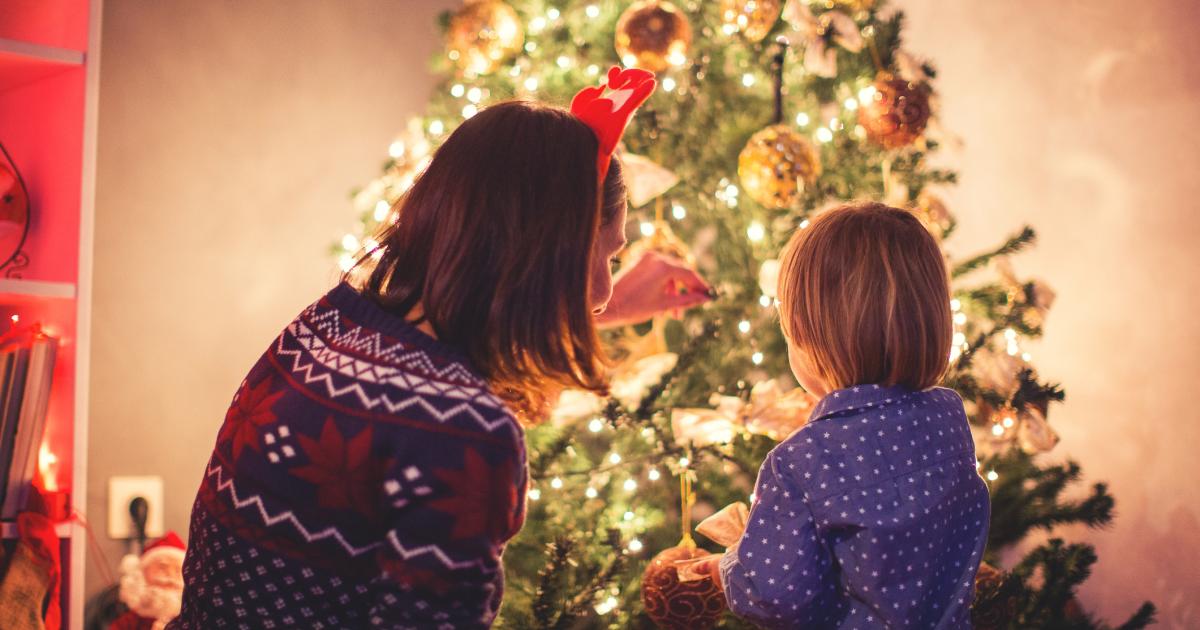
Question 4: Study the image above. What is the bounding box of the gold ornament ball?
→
[719,0,783,42]
[615,0,692,73]
[821,0,876,12]
[447,0,524,75]
[738,124,822,209]
[858,77,932,149]
[641,545,726,630]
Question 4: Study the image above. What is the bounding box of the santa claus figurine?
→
[110,532,186,630]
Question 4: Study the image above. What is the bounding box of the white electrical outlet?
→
[108,476,164,539]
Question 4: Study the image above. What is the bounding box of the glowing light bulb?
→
[796,112,810,127]
[529,488,542,500]
[647,468,661,481]
[844,97,859,111]
[742,73,755,87]
[671,203,686,219]
[751,351,764,365]
[858,85,877,104]
[609,453,622,464]
[466,87,483,103]
[800,219,811,229]
[529,16,547,31]
[749,492,757,503]
[950,298,962,311]
[450,84,465,98]
[550,477,563,489]
[623,510,635,521]
[816,127,834,143]
[388,140,406,158]
[667,51,686,67]
[462,104,478,118]
[342,234,360,251]
[662,77,677,92]
[525,41,537,52]
[587,64,600,75]
[679,457,690,467]
[624,478,637,492]
[640,221,656,237]
[991,424,1004,436]
[628,538,644,552]
[588,418,604,433]
[586,4,600,18]
[1002,415,1015,428]
[374,200,390,222]
[557,55,571,68]
[747,221,765,242]
[1004,328,1017,340]
[986,470,999,481]
[760,295,772,307]
[585,487,598,498]
[524,77,539,91]
[547,7,560,19]
[428,119,444,135]
[738,320,751,334]
[953,312,967,325]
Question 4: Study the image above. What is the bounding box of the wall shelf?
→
[0,37,85,92]
[0,279,77,302]
[0,520,74,539]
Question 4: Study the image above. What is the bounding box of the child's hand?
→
[691,554,724,589]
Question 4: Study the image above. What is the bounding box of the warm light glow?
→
[588,418,604,433]
[816,127,834,143]
[529,16,547,32]
[609,453,622,464]
[950,298,962,311]
[450,84,465,98]
[623,510,635,521]
[587,64,600,76]
[525,41,537,52]
[953,312,967,325]
[742,73,755,87]
[529,488,542,501]
[10,314,18,324]
[557,55,571,68]
[671,203,686,219]
[799,219,811,229]
[647,468,661,481]
[667,50,687,67]
[547,7,560,19]
[342,234,359,251]
[38,443,58,492]
[986,470,999,481]
[749,492,757,503]
[388,140,406,158]
[640,221,656,237]
[738,320,751,334]
[374,200,390,222]
[858,85,877,104]
[429,120,444,135]
[338,254,355,272]
[585,486,598,498]
[747,221,765,242]
[623,478,637,492]
[796,112,810,127]
[462,104,478,118]
[751,351,764,365]
[991,423,1005,436]
[844,97,859,111]
[662,77,677,92]
[679,457,690,467]
[550,477,564,489]
[524,77,539,91]
[595,596,618,615]
[466,86,483,103]
[628,538,644,552]
[586,4,600,18]
[759,295,772,307]
[1002,415,1015,428]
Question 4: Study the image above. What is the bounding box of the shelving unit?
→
[0,0,100,627]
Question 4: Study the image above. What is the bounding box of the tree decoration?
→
[641,473,726,629]
[738,124,822,208]
[622,152,680,207]
[858,75,932,149]
[672,379,816,445]
[614,0,693,73]
[719,0,783,42]
[783,0,863,77]
[447,0,524,75]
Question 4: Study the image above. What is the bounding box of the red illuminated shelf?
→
[0,279,77,302]
[0,37,84,92]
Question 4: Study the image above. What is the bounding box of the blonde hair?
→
[777,202,952,390]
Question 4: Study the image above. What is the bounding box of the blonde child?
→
[707,202,989,629]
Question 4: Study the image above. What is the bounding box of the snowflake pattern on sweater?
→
[168,283,527,630]
[719,384,989,629]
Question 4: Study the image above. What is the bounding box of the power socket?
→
[108,476,164,539]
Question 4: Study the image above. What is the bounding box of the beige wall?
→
[901,1,1200,626]
[90,0,1200,625]
[88,0,458,599]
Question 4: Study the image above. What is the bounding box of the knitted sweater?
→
[169,283,528,629]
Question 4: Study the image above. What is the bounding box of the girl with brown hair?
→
[169,68,709,628]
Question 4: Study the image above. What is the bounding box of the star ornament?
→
[217,376,285,461]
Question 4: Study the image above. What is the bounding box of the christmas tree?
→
[335,1,1156,627]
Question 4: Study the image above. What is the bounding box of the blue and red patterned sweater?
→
[169,282,528,629]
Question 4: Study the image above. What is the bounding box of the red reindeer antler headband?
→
[570,66,657,182]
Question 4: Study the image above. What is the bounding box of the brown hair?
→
[348,100,625,421]
[777,202,951,390]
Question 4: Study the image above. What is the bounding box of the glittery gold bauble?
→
[641,545,726,630]
[737,124,821,209]
[821,0,876,11]
[719,0,782,42]
[447,0,524,75]
[858,77,932,149]
[615,0,692,73]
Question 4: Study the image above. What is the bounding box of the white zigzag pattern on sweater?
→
[276,324,513,433]
[290,318,501,409]
[206,460,491,573]
[303,305,484,386]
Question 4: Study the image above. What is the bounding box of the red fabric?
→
[109,611,156,630]
[143,531,185,554]
[569,66,656,181]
